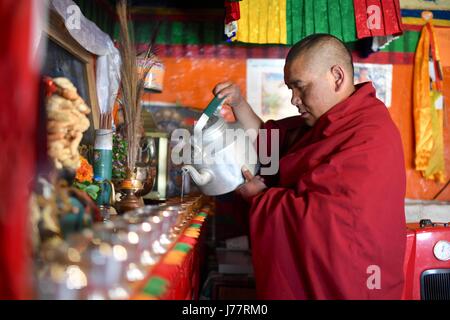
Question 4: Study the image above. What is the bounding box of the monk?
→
[213,34,406,299]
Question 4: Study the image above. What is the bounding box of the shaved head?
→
[286,34,354,80]
[284,34,356,127]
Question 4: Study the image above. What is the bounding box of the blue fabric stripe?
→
[401,9,450,20]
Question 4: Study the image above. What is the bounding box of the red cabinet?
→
[402,221,450,300]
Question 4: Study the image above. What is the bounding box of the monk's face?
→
[284,55,340,127]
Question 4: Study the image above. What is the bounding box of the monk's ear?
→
[330,65,345,92]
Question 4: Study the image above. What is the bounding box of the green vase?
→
[94,129,113,180]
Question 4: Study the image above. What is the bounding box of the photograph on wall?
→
[246,59,299,122]
[354,62,393,107]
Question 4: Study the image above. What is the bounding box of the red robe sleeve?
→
[257,116,308,186]
[248,100,406,299]
[259,116,307,156]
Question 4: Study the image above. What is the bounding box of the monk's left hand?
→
[236,166,267,201]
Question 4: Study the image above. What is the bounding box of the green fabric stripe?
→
[185,22,201,45]
[156,21,170,44]
[286,0,292,44]
[202,21,217,44]
[291,0,304,44]
[328,0,343,40]
[189,223,202,229]
[171,21,184,44]
[381,31,421,53]
[314,0,329,34]
[120,20,224,45]
[174,242,193,253]
[198,212,208,217]
[287,0,357,44]
[135,22,152,43]
[340,0,356,42]
[143,276,168,297]
[304,0,314,36]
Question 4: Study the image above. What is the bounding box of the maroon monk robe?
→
[249,82,406,299]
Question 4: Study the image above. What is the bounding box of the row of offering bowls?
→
[35,196,203,300]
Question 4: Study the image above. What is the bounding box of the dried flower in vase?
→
[116,0,157,177]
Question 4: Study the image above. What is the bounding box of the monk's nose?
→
[291,94,302,107]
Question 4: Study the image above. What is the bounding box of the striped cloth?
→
[402,9,450,28]
[236,0,287,44]
[235,0,357,44]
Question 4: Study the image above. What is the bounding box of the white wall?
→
[405,199,450,223]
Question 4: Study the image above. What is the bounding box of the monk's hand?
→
[213,81,245,109]
[236,166,267,201]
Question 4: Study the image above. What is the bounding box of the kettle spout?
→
[182,165,213,186]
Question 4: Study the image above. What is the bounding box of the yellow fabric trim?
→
[236,0,287,44]
[163,251,186,265]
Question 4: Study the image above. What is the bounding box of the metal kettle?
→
[182,97,258,196]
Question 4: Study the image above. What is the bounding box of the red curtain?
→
[0,0,39,299]
[353,0,403,39]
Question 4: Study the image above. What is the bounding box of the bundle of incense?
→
[99,112,112,130]
[116,0,157,172]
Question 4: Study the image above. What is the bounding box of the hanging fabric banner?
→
[236,0,287,44]
[413,22,446,182]
[286,0,357,44]
[235,0,357,45]
[353,0,403,39]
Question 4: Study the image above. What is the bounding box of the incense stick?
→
[99,111,112,130]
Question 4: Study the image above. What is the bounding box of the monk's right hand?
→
[213,81,244,109]
[213,82,263,133]
[236,166,267,201]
